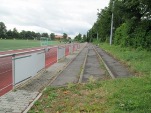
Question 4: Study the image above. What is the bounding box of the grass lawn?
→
[28,43,151,113]
[0,39,60,51]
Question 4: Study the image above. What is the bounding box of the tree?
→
[113,0,151,49]
[50,33,55,40]
[87,28,96,42]
[74,33,82,42]
[63,33,68,39]
[12,28,19,39]
[6,30,13,39]
[94,7,111,42]
[25,31,32,39]
[83,35,87,42]
[118,0,150,21]
[68,37,72,43]
[20,30,26,39]
[0,22,7,38]
[88,0,151,50]
[35,32,41,40]
[41,33,49,37]
[31,31,36,39]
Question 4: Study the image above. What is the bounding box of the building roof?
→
[55,35,63,39]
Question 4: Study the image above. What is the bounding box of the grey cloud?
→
[0,0,109,38]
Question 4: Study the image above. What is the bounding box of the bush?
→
[114,22,132,47]
[114,20,151,51]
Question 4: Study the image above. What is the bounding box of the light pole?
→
[110,0,115,45]
[90,29,93,42]
[97,32,98,41]
[97,9,100,42]
[87,31,89,42]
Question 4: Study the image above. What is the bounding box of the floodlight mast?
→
[110,0,115,45]
[97,9,99,41]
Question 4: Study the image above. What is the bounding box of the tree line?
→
[74,33,87,42]
[87,0,151,50]
[0,22,68,40]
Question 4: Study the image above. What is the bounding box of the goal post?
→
[40,37,50,46]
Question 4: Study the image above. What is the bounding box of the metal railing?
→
[0,43,80,96]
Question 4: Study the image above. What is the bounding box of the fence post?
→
[12,54,15,89]
[57,46,59,62]
[72,44,74,53]
[64,45,65,58]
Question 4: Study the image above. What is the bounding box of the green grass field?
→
[0,39,61,51]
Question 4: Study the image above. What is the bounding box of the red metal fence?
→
[73,44,78,52]
[65,45,70,56]
[0,56,13,96]
[45,47,57,68]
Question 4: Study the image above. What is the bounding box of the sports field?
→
[0,39,60,51]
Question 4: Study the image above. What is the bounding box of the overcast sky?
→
[0,0,110,38]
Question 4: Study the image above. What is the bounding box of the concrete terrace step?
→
[82,44,108,83]
[51,46,88,86]
[94,45,132,78]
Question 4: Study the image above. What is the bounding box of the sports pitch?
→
[0,39,60,51]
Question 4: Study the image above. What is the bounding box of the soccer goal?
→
[40,37,50,46]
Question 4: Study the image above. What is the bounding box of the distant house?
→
[55,35,63,40]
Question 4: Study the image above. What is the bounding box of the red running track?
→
[0,46,45,55]
[0,56,13,96]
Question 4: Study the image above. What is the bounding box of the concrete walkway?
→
[94,45,132,78]
[0,44,86,113]
[51,44,111,85]
[82,44,108,83]
[51,46,88,86]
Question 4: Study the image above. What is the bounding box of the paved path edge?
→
[78,47,88,83]
[93,46,115,79]
[23,93,42,113]
[49,43,87,86]
[14,69,46,90]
